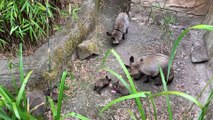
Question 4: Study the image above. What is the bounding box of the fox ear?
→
[106,32,112,36]
[130,56,134,63]
[106,75,109,79]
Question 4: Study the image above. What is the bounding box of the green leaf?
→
[63,112,90,120]
[100,68,131,93]
[72,6,81,20]
[0,108,12,120]
[159,66,172,120]
[0,86,13,105]
[149,94,157,120]
[37,2,46,11]
[1,86,15,100]
[198,88,213,120]
[10,26,19,35]
[100,49,111,68]
[0,0,5,10]
[55,71,68,120]
[19,43,24,83]
[48,96,57,117]
[16,70,33,105]
[30,19,46,35]
[190,24,213,31]
[110,49,146,120]
[168,24,213,81]
[127,109,137,120]
[20,1,28,12]
[0,39,7,49]
[153,91,203,108]
[167,29,189,81]
[12,102,20,119]
[101,92,148,113]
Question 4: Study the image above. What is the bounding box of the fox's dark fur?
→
[107,12,129,46]
[125,54,174,86]
[112,81,129,96]
[94,76,111,94]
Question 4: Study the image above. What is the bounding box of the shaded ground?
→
[61,0,212,119]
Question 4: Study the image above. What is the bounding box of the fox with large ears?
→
[125,54,174,86]
[106,12,129,46]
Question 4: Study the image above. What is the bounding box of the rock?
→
[166,0,210,15]
[191,41,209,63]
[77,40,99,60]
[26,90,46,118]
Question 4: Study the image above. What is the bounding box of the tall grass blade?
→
[19,43,24,83]
[63,112,90,120]
[16,70,33,105]
[153,91,203,108]
[190,24,213,31]
[100,92,148,113]
[100,49,111,68]
[110,49,146,120]
[100,67,131,92]
[187,77,213,113]
[167,29,189,81]
[168,24,213,81]
[127,109,137,120]
[166,24,213,120]
[1,86,15,100]
[149,93,157,120]
[10,26,19,35]
[48,96,57,118]
[198,89,213,120]
[12,102,20,119]
[55,71,68,120]
[8,59,18,93]
[0,108,12,120]
[159,66,172,120]
[0,86,13,105]
[18,109,37,120]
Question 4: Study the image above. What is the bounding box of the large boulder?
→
[26,90,46,118]
[77,40,99,60]
[191,41,209,63]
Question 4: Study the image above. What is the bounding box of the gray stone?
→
[26,90,46,117]
[77,40,99,60]
[191,41,209,63]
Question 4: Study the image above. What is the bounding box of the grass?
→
[0,43,89,120]
[0,0,54,50]
[0,0,81,51]
[101,49,147,120]
[48,71,68,120]
[0,44,36,120]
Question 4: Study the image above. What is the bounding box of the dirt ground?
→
[61,0,213,119]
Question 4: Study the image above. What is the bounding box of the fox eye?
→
[111,37,115,40]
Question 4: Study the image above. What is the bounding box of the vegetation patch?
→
[0,0,82,56]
